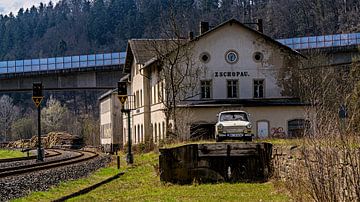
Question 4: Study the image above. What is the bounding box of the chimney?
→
[256,19,263,33]
[188,31,194,40]
[200,21,209,35]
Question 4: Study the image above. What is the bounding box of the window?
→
[201,80,212,99]
[138,125,140,143]
[288,119,310,137]
[157,82,161,103]
[154,123,157,143]
[141,124,144,142]
[136,91,139,108]
[151,87,154,104]
[227,80,238,98]
[253,79,264,98]
[253,52,264,62]
[140,89,143,106]
[158,123,161,140]
[200,52,211,63]
[152,86,156,104]
[162,122,165,138]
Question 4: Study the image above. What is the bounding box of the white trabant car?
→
[215,110,253,142]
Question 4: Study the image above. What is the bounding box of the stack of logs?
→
[7,132,83,149]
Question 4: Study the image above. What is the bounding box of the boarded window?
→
[288,119,309,137]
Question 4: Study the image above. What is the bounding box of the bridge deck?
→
[0,52,125,75]
[277,32,360,50]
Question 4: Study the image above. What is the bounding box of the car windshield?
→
[219,112,248,122]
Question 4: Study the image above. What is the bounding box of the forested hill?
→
[0,0,359,61]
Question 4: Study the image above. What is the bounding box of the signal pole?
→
[32,82,44,161]
[117,81,133,164]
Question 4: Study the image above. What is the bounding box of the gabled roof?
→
[124,19,305,73]
[191,19,304,57]
[124,39,186,73]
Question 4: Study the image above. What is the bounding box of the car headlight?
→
[246,124,252,129]
[217,124,224,131]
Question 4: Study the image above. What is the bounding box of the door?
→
[257,121,269,138]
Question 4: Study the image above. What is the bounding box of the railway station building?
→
[100,19,308,147]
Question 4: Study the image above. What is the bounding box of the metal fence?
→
[0,52,126,74]
[277,33,360,50]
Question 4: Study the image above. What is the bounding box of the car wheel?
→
[244,136,252,142]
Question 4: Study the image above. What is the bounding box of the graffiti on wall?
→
[271,127,286,138]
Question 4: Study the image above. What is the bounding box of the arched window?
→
[141,124,144,142]
[163,122,165,139]
[137,125,140,144]
[134,125,137,143]
[158,123,161,140]
[154,123,158,143]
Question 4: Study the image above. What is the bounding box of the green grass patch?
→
[15,152,289,202]
[257,138,303,146]
[0,149,26,159]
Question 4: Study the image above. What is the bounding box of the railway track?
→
[0,149,61,163]
[0,149,98,178]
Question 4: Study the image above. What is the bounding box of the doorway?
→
[257,121,269,138]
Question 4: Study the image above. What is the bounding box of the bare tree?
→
[0,95,19,142]
[146,4,203,141]
[276,50,360,201]
[42,96,81,136]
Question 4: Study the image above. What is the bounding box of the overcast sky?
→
[0,0,60,15]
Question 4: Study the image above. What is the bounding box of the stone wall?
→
[271,145,302,181]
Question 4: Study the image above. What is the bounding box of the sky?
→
[0,0,60,15]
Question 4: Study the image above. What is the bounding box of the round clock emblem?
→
[225,50,238,64]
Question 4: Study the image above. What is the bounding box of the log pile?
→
[7,132,83,149]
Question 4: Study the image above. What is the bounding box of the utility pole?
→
[118,81,133,164]
[32,82,44,161]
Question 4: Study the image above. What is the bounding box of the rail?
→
[0,149,98,178]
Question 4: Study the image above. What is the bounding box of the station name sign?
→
[214,71,250,78]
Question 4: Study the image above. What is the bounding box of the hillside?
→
[0,0,359,60]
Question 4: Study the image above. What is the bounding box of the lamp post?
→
[118,81,133,164]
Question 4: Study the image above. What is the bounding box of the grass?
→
[0,149,26,159]
[15,151,290,202]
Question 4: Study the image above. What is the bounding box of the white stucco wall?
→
[190,23,290,100]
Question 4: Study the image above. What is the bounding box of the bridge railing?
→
[0,52,126,74]
[277,33,360,50]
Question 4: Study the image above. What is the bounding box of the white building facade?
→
[120,19,307,145]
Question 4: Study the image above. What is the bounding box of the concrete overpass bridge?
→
[0,52,125,92]
[277,32,360,66]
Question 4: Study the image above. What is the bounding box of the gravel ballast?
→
[0,154,111,201]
